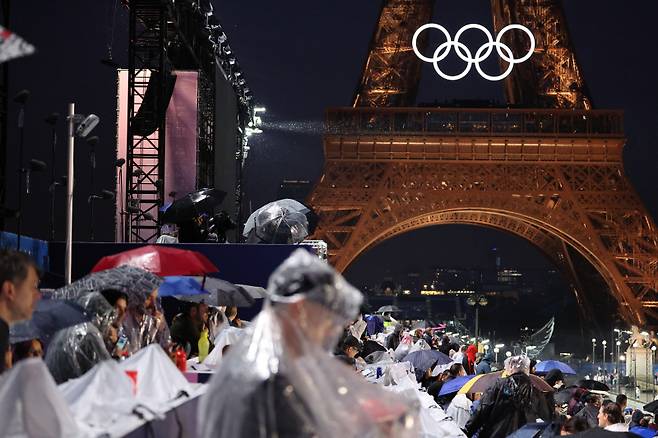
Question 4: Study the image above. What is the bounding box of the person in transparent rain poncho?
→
[121,288,171,355]
[45,292,115,384]
[198,249,419,438]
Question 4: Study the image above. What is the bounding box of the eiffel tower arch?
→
[308,0,658,326]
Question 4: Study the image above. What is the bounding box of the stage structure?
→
[123,0,254,242]
[309,0,658,326]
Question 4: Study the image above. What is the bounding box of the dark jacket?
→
[0,318,8,373]
[170,314,200,356]
[476,353,493,375]
[465,372,555,438]
[242,374,316,438]
[574,404,599,428]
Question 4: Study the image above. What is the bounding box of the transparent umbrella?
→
[243,199,310,244]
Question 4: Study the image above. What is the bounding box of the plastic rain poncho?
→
[0,358,80,438]
[198,249,419,438]
[45,322,111,384]
[122,291,171,355]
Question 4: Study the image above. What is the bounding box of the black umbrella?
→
[359,339,387,358]
[643,399,658,414]
[160,188,226,223]
[573,429,638,437]
[576,379,610,391]
[10,299,90,344]
[177,277,255,307]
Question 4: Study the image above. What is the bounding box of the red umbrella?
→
[91,245,218,277]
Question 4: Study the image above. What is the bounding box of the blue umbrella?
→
[402,349,452,380]
[535,360,576,375]
[438,375,475,396]
[159,276,210,297]
[506,422,550,438]
[10,298,90,344]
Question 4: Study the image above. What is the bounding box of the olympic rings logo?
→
[412,23,535,81]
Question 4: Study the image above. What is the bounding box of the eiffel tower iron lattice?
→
[308,0,658,326]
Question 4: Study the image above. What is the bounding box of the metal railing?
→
[326,107,624,137]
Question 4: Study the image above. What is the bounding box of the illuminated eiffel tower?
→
[308,0,658,326]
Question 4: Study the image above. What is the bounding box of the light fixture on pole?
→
[88,189,114,241]
[592,338,597,366]
[65,107,99,284]
[602,340,607,366]
[466,293,488,345]
[14,89,30,250]
[44,112,59,241]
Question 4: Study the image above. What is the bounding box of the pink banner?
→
[115,70,199,242]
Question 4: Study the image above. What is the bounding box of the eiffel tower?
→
[308,0,658,326]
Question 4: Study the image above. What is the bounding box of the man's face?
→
[2,265,40,323]
[597,406,606,427]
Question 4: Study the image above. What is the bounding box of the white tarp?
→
[201,326,245,368]
[58,360,137,432]
[118,344,191,405]
[0,358,80,438]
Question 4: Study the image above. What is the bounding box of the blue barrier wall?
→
[0,232,49,272]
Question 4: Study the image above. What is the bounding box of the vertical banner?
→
[164,71,198,207]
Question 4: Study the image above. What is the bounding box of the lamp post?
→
[64,107,99,284]
[466,294,488,345]
[602,340,607,369]
[494,347,499,364]
[616,340,622,391]
[651,345,656,400]
[592,338,597,366]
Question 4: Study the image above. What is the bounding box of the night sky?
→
[4,1,658,341]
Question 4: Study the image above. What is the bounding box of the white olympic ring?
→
[412,23,535,81]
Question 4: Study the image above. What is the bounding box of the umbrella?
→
[160,188,226,223]
[402,349,452,379]
[243,199,310,244]
[506,422,550,438]
[360,340,387,358]
[555,387,579,405]
[644,399,658,414]
[535,360,576,375]
[159,276,210,297]
[177,277,255,307]
[91,245,218,277]
[10,299,90,344]
[438,375,475,396]
[458,371,553,395]
[235,284,268,299]
[376,305,401,314]
[51,265,162,307]
[576,379,610,391]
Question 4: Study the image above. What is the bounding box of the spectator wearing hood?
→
[465,355,555,437]
[543,369,565,390]
[476,352,494,374]
[386,324,403,351]
[628,410,655,437]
